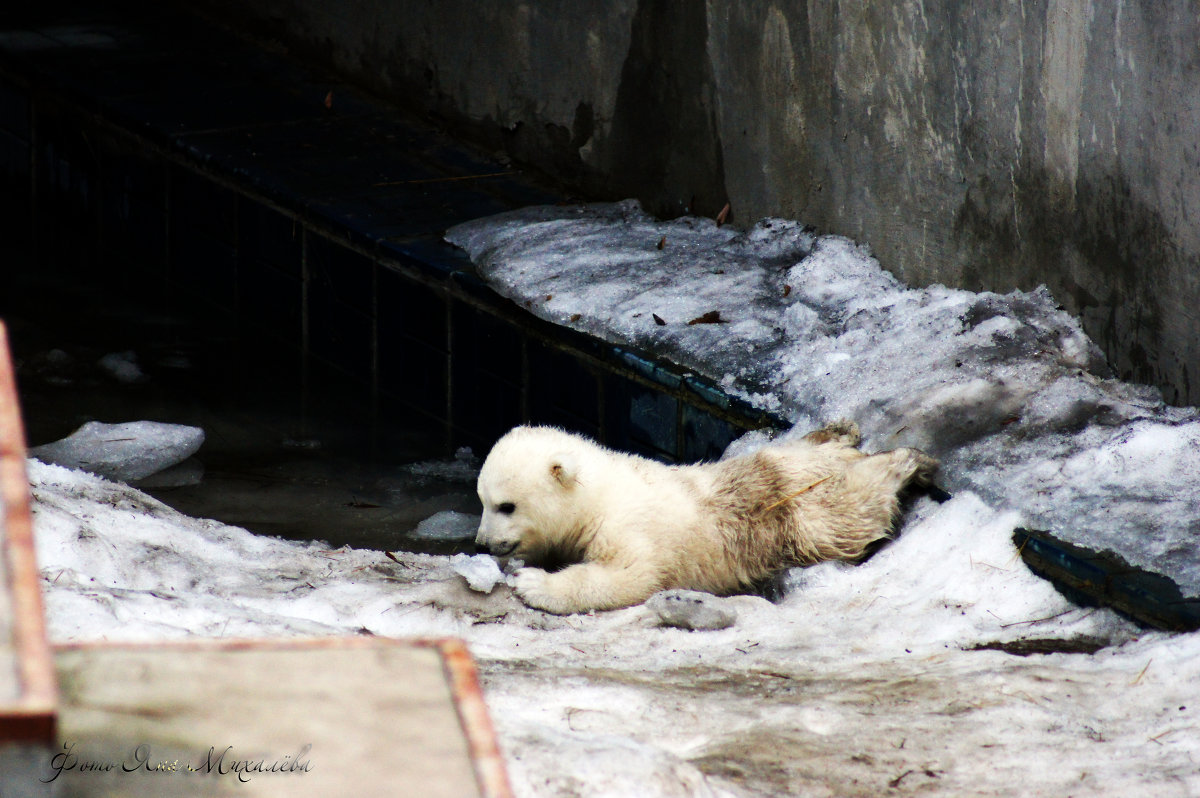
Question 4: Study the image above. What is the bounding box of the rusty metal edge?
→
[0,321,58,744]
[436,639,515,798]
[52,636,514,797]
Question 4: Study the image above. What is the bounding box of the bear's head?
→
[475,426,586,562]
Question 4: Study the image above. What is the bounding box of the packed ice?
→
[21,199,1200,795]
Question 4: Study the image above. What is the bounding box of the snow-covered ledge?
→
[446,200,1200,607]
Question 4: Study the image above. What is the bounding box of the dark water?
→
[5,294,480,555]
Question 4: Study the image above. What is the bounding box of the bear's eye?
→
[496,502,516,515]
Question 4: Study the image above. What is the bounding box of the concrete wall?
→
[213,0,1200,405]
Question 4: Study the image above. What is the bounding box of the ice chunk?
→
[30,420,205,483]
[405,447,479,483]
[45,348,72,368]
[450,553,504,593]
[646,590,737,630]
[412,510,481,541]
[97,350,146,384]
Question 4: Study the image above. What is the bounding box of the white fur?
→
[476,423,937,614]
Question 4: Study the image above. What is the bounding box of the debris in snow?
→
[647,590,737,631]
[686,310,725,326]
[412,510,480,541]
[450,553,504,593]
[30,420,205,483]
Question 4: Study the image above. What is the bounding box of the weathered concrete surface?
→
[204,0,1200,405]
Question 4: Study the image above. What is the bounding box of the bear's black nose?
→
[474,542,490,555]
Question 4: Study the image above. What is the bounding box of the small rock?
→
[450,553,504,593]
[647,589,737,631]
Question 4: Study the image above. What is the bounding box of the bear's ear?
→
[549,452,579,489]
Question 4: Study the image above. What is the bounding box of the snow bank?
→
[447,201,1200,596]
[27,459,1200,796]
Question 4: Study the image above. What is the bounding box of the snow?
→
[26,459,1200,795]
[22,199,1200,795]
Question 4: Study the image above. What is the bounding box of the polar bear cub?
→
[475,422,938,614]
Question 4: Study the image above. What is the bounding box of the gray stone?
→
[647,590,736,631]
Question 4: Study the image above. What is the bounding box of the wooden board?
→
[48,638,511,797]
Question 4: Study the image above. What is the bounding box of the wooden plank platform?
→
[48,638,510,798]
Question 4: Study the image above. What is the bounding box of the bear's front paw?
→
[512,567,569,614]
